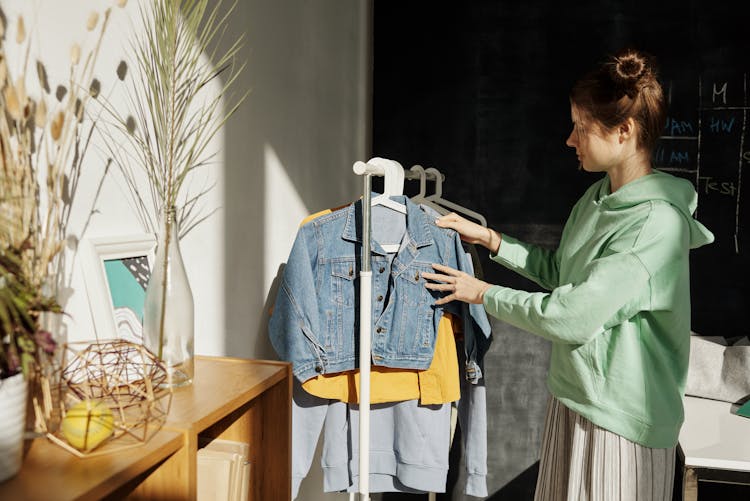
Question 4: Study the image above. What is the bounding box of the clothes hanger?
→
[367,157,407,214]
[363,157,406,253]
[408,165,447,215]
[422,167,488,227]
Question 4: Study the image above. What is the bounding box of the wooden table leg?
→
[683,467,698,501]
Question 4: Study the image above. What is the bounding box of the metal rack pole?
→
[352,160,385,500]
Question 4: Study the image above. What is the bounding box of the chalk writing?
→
[664,117,695,135]
[658,75,747,253]
[698,176,738,196]
[713,82,728,104]
[708,116,735,133]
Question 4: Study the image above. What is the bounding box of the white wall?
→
[223,0,369,364]
[223,3,369,498]
[3,0,369,499]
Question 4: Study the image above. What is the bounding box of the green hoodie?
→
[483,170,714,448]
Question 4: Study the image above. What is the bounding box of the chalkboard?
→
[373,2,750,499]
[373,0,750,341]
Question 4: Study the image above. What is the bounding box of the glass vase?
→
[143,206,195,388]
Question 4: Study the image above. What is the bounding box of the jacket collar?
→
[341,195,434,252]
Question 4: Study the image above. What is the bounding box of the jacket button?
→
[315,364,323,373]
[414,272,420,281]
[377,295,383,302]
[379,267,385,273]
[349,267,354,277]
[376,327,383,333]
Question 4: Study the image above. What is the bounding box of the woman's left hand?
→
[422,263,493,305]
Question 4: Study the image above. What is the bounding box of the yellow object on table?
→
[61,400,114,451]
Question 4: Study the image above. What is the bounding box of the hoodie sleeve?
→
[483,202,689,345]
[490,233,561,290]
[489,192,591,290]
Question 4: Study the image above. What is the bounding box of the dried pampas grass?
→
[0,6,112,297]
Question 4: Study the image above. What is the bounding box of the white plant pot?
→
[0,372,28,483]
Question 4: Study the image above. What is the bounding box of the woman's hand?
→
[435,213,501,253]
[423,263,493,305]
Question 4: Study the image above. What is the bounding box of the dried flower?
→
[16,16,25,44]
[117,0,128,7]
[71,43,81,65]
[1,8,112,380]
[14,78,27,107]
[50,111,64,141]
[86,12,99,31]
[36,61,51,93]
[35,98,48,127]
[4,85,21,120]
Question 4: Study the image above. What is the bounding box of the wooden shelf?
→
[0,356,292,501]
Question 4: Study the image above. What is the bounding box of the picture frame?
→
[81,234,156,343]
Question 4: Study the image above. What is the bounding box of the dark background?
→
[373,1,750,499]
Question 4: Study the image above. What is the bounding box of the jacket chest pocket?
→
[330,260,357,306]
[398,263,434,307]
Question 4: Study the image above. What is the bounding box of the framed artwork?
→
[82,234,156,343]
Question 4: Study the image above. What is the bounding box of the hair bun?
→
[608,49,653,98]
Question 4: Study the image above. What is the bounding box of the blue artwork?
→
[104,256,150,342]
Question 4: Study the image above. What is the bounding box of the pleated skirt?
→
[533,397,676,501]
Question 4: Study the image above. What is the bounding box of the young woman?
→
[423,48,714,500]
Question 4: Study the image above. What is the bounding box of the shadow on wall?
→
[485,462,539,500]
[219,0,366,363]
[255,263,285,360]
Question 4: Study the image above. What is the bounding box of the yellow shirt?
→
[297,206,461,405]
[302,313,461,404]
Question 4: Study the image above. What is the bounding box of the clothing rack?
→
[351,158,478,501]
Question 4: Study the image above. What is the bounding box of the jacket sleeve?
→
[483,204,688,345]
[268,223,324,380]
[441,233,493,383]
[490,233,561,290]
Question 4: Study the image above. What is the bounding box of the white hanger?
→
[422,167,488,227]
[367,157,406,214]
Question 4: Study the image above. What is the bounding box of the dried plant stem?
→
[156,212,172,360]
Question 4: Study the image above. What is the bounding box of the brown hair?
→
[570,48,666,153]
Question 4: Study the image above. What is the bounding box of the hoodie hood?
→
[596,170,714,249]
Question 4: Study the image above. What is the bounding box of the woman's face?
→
[565,105,622,173]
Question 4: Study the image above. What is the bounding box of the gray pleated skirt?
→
[533,397,675,501]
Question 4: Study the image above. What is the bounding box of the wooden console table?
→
[0,356,292,500]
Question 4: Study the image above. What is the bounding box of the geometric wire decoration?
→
[44,339,172,458]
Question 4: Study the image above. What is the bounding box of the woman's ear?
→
[618,118,636,143]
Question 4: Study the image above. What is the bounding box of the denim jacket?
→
[269,195,492,383]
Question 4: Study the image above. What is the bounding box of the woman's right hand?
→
[435,213,501,254]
